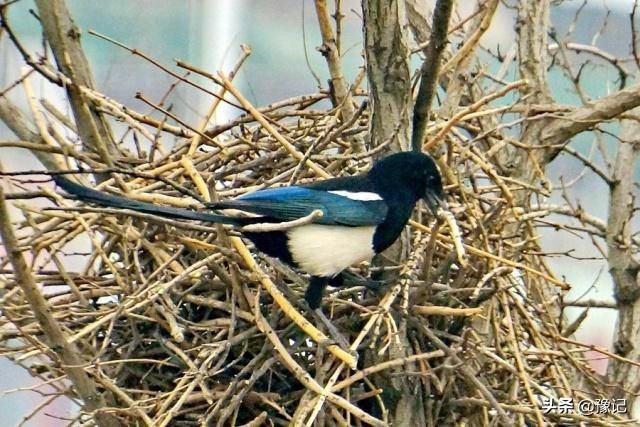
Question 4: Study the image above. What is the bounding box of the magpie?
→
[53,151,446,308]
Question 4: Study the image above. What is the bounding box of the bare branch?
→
[240,210,324,232]
[548,42,631,88]
[541,82,640,161]
[0,97,63,172]
[0,188,122,427]
[563,299,617,309]
[1,1,639,424]
[411,0,454,152]
[34,0,117,166]
[313,0,355,121]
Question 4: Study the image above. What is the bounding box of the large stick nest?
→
[0,81,631,426]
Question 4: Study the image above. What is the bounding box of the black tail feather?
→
[53,176,244,226]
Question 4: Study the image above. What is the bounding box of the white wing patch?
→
[287,224,376,277]
[329,190,382,201]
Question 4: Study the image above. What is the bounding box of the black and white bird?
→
[53,151,446,308]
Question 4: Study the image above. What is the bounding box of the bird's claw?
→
[319,338,337,348]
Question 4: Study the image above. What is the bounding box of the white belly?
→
[287,224,376,277]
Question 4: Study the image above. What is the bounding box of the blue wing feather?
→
[214,186,388,226]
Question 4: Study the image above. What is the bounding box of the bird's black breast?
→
[372,196,416,253]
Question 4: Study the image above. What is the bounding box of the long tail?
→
[53,176,245,226]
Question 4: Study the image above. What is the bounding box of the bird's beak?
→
[424,190,447,215]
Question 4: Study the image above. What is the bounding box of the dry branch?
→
[1,1,639,425]
[313,0,355,122]
[412,0,455,151]
[34,0,117,167]
[0,188,121,427]
[541,81,640,160]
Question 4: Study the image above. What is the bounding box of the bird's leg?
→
[327,273,345,287]
[313,308,353,352]
[305,276,328,309]
[305,276,354,354]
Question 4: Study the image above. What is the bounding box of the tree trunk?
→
[605,114,640,411]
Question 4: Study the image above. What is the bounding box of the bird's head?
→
[369,151,447,215]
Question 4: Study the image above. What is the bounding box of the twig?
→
[313,0,355,121]
[219,73,331,178]
[423,79,528,150]
[0,187,122,427]
[240,210,323,232]
[563,299,617,309]
[412,306,482,316]
[35,0,116,168]
[88,29,244,111]
[250,292,384,426]
[409,219,568,288]
[438,209,467,267]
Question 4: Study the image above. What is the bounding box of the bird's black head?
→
[368,151,446,214]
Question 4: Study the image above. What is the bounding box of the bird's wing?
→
[211,186,388,226]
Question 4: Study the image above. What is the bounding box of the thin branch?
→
[0,187,122,427]
[411,0,454,152]
[423,79,528,150]
[562,145,613,185]
[313,0,355,121]
[563,299,617,309]
[548,42,630,88]
[219,73,330,178]
[88,29,244,111]
[240,210,324,232]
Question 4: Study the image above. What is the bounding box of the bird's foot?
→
[313,308,355,357]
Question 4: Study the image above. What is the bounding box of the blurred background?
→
[0,0,636,423]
